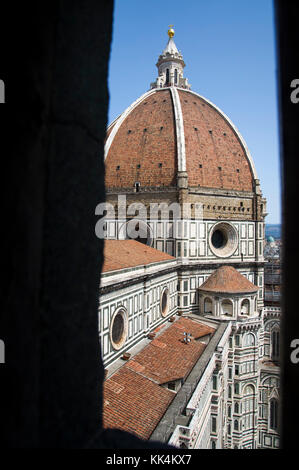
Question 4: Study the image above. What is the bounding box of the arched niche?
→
[221,299,233,317]
[244,384,255,395]
[203,297,213,314]
[243,332,256,347]
[241,298,250,315]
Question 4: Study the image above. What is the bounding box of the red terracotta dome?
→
[199,266,258,294]
[105,87,257,192]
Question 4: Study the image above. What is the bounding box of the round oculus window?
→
[110,307,128,350]
[209,222,238,258]
[211,229,227,249]
[160,287,170,317]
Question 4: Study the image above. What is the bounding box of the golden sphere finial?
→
[168,25,175,38]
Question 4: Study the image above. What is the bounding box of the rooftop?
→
[102,239,175,273]
[199,265,258,294]
[103,367,174,441]
[103,316,215,439]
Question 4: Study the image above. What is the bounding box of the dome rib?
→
[105,88,178,189]
[170,87,186,172]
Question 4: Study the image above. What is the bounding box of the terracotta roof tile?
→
[131,317,215,385]
[179,90,254,191]
[105,89,177,189]
[103,317,216,439]
[102,240,175,273]
[103,367,174,440]
[126,360,145,373]
[199,265,258,294]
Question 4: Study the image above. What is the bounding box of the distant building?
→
[99,28,280,449]
[264,236,281,306]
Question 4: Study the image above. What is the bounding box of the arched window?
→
[204,297,212,314]
[243,333,256,347]
[221,299,233,316]
[244,384,255,399]
[211,416,217,433]
[243,385,255,430]
[270,398,278,430]
[166,68,170,84]
[234,420,239,431]
[212,374,217,390]
[211,440,216,449]
[234,402,239,414]
[241,299,250,315]
[174,68,178,84]
[271,329,280,362]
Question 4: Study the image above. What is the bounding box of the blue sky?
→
[107,0,280,224]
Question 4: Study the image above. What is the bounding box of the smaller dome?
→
[267,236,275,243]
[199,266,258,294]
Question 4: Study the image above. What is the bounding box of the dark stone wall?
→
[0,0,113,448]
[0,0,172,449]
[275,0,299,450]
[0,0,170,450]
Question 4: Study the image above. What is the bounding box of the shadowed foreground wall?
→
[275,0,299,450]
[0,0,112,448]
[0,0,169,449]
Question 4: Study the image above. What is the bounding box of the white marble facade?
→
[99,240,280,448]
[100,27,279,448]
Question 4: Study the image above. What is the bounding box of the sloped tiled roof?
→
[103,317,215,439]
[199,265,258,294]
[102,240,175,273]
[128,317,214,385]
[103,366,174,440]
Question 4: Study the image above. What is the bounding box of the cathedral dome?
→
[105,88,257,192]
[105,29,258,193]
